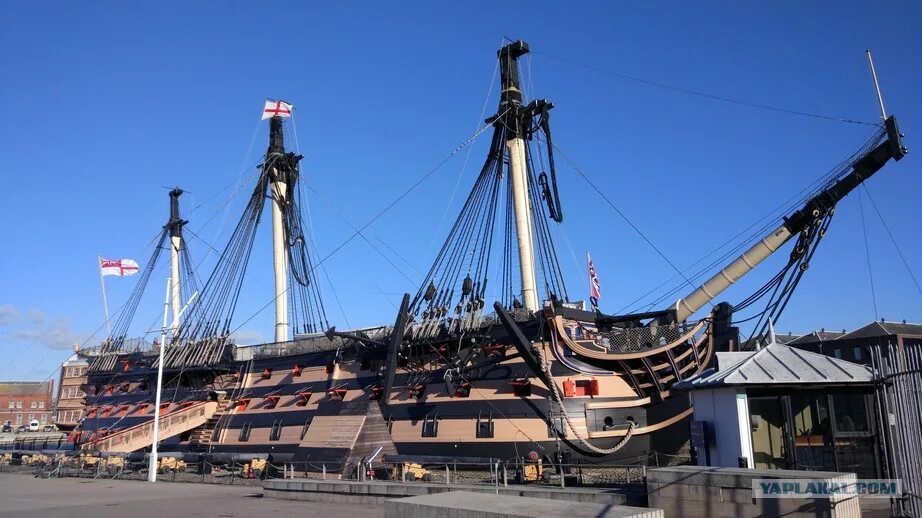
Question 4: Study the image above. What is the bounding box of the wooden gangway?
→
[82,401,218,453]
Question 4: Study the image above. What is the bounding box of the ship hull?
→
[71,309,711,467]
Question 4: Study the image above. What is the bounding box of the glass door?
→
[749,395,790,469]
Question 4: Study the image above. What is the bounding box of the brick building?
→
[55,353,90,428]
[0,381,54,429]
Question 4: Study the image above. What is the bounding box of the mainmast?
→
[499,41,539,312]
[408,41,567,330]
[166,188,186,334]
[268,116,290,343]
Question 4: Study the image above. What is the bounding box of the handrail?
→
[554,316,707,361]
[82,400,216,453]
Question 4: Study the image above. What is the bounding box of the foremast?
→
[268,116,291,342]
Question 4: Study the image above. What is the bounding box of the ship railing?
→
[582,320,708,354]
[407,307,533,341]
[249,335,344,359]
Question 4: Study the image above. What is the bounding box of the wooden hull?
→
[72,310,712,465]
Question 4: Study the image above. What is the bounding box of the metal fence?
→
[21,455,665,492]
[872,341,922,517]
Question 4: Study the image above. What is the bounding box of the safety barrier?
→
[15,451,691,491]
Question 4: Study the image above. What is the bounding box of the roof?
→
[61,353,89,366]
[839,321,922,340]
[741,332,804,349]
[673,342,873,390]
[787,330,846,345]
[0,381,53,396]
[740,320,922,348]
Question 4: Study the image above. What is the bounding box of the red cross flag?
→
[262,99,293,120]
[100,258,140,277]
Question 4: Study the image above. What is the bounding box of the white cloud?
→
[28,308,45,325]
[2,310,86,350]
[0,305,19,326]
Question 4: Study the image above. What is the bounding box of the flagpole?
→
[149,277,171,483]
[98,255,111,338]
[586,251,591,308]
[149,287,197,483]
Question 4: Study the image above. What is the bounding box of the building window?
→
[269,420,283,441]
[39,402,44,409]
[31,402,37,409]
[475,413,494,438]
[853,347,864,361]
[16,401,22,409]
[421,413,439,438]
[833,349,843,359]
[16,414,22,424]
[41,415,47,424]
[300,418,312,440]
[7,402,13,409]
[239,422,253,442]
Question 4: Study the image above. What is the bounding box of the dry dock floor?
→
[0,473,384,518]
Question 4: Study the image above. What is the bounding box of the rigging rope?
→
[533,51,880,127]
[227,121,496,338]
[858,188,880,320]
[536,344,636,454]
[615,126,887,315]
[547,139,695,291]
[861,184,922,301]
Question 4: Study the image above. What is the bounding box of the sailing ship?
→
[59,40,906,470]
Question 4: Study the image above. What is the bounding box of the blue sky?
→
[1,2,920,381]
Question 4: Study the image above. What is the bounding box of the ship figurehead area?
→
[27,40,906,476]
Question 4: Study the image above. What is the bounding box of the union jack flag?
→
[587,253,601,311]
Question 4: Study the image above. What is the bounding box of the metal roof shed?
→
[674,342,875,473]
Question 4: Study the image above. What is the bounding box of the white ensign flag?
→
[262,100,293,120]
[99,258,140,277]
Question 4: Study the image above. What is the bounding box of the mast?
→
[268,116,290,342]
[166,188,186,334]
[499,41,539,312]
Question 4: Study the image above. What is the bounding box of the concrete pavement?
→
[0,473,384,518]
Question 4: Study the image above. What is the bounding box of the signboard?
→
[690,420,711,466]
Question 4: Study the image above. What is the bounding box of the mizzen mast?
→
[166,188,186,334]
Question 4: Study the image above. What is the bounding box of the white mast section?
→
[170,234,181,333]
[507,137,539,311]
[266,113,290,343]
[167,188,185,335]
[271,172,289,342]
[499,42,539,313]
